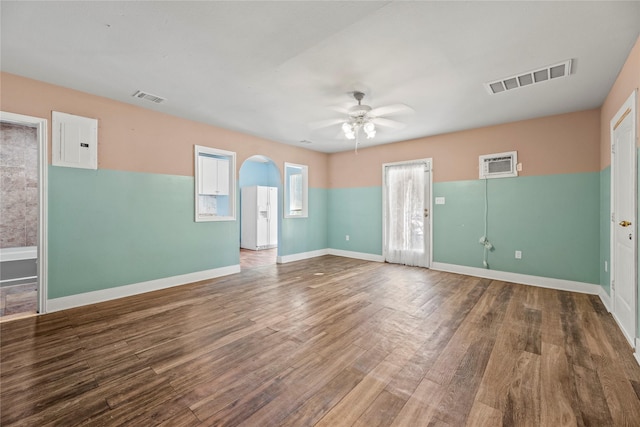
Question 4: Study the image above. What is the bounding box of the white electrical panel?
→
[52,111,98,170]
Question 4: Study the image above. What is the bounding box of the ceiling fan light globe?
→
[363,122,375,132]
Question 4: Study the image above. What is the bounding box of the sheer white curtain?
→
[385,163,427,267]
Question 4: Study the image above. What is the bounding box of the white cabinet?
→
[194,145,236,222]
[241,186,277,250]
[198,156,229,196]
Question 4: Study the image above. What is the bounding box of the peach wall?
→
[0,72,329,188]
[600,35,640,168]
[328,109,600,187]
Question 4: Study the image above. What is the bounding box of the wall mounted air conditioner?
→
[479,151,518,179]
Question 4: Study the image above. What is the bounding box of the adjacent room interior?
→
[1,1,640,425]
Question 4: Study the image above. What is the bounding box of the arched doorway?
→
[238,155,281,269]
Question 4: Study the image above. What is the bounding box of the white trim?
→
[599,286,612,313]
[1,276,38,285]
[0,246,38,262]
[635,339,640,366]
[0,111,48,314]
[277,249,328,264]
[46,265,240,312]
[327,249,384,263]
[431,262,600,295]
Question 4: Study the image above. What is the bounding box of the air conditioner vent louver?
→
[485,60,572,94]
[132,90,166,104]
[479,151,518,179]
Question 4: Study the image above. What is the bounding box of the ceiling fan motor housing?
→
[349,104,372,118]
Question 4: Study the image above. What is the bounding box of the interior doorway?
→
[0,111,48,320]
[238,155,281,270]
[382,158,433,268]
[610,90,637,347]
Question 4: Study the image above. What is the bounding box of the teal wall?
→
[48,167,238,299]
[432,173,600,284]
[280,188,328,256]
[327,187,382,255]
[48,166,326,299]
[600,167,611,294]
[239,160,280,188]
[326,172,601,285]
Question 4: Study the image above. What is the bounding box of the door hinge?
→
[611,144,615,154]
[611,212,615,222]
[611,279,615,291]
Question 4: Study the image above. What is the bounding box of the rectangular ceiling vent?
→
[131,90,166,104]
[485,59,572,95]
[479,151,518,179]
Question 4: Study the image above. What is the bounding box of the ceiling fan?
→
[310,91,413,151]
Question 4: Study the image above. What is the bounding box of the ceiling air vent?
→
[485,59,572,94]
[131,90,166,104]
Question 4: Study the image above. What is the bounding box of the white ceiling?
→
[2,1,639,153]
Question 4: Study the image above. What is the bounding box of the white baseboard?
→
[327,249,384,263]
[635,339,640,366]
[47,264,240,312]
[599,287,612,312]
[430,262,601,295]
[277,249,329,264]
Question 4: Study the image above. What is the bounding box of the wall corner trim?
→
[430,262,601,295]
[277,249,329,264]
[635,339,640,367]
[327,249,385,263]
[599,287,612,312]
[46,265,240,312]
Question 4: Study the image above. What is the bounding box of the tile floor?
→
[0,281,37,321]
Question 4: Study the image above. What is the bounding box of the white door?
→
[383,159,432,267]
[611,90,637,346]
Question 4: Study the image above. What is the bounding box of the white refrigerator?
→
[241,186,278,250]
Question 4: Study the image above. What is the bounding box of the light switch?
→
[435,197,445,205]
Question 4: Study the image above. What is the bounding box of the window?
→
[284,162,308,218]
[195,145,236,221]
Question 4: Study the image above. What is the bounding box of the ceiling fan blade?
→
[329,105,351,115]
[369,103,414,117]
[309,118,345,130]
[371,117,406,130]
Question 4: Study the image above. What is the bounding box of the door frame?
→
[609,90,637,347]
[382,158,433,267]
[1,111,48,314]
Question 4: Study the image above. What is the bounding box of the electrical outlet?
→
[345,235,350,241]
[515,250,522,259]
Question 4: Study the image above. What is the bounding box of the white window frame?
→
[284,162,308,218]
[194,145,236,222]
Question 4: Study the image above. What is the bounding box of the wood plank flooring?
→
[1,256,640,426]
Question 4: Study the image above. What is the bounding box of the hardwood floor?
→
[240,248,277,269]
[1,256,640,426]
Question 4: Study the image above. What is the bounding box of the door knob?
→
[619,220,632,227]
